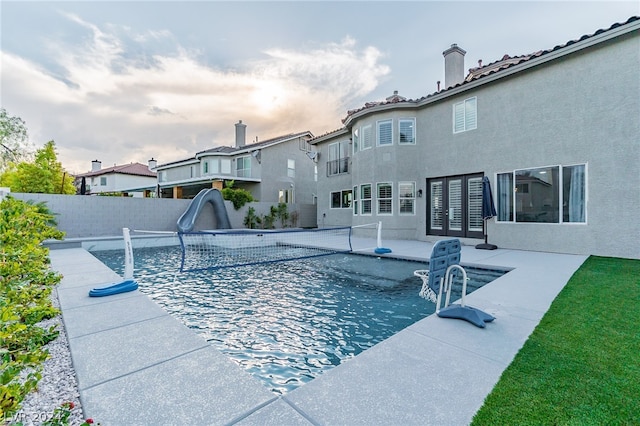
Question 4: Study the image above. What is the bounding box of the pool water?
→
[91,246,504,394]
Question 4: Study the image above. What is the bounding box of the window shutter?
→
[362,125,373,149]
[454,102,465,132]
[377,120,392,145]
[465,97,477,130]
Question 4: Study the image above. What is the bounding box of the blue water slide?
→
[177,188,232,232]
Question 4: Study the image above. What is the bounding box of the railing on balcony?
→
[327,157,350,176]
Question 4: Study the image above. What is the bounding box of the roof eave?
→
[309,128,350,145]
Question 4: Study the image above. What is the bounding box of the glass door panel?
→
[448,179,462,232]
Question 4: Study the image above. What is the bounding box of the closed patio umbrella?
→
[476,176,498,250]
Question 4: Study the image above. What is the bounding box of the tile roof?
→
[77,162,156,178]
[341,16,639,123]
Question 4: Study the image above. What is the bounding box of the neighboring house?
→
[75,160,157,197]
[154,120,317,204]
[310,16,640,259]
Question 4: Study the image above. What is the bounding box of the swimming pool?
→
[91,246,505,394]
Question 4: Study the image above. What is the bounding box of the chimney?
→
[91,160,102,172]
[148,158,157,171]
[235,120,247,148]
[443,43,466,89]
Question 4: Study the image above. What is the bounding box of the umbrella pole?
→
[484,219,488,244]
[476,218,498,250]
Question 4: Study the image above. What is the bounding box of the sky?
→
[1,1,638,174]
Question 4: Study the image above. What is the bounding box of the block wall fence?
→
[9,192,317,238]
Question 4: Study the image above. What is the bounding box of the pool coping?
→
[49,238,587,425]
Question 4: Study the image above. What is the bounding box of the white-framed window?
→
[210,159,219,174]
[203,161,209,174]
[399,181,416,215]
[279,188,294,203]
[221,159,231,174]
[330,189,352,209]
[377,182,393,215]
[453,97,477,133]
[100,177,107,186]
[352,128,359,154]
[399,118,416,144]
[352,185,358,215]
[497,163,587,224]
[236,156,251,178]
[328,141,349,176]
[361,125,373,150]
[360,184,372,215]
[287,159,295,178]
[377,119,392,146]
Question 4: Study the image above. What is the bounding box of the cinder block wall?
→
[10,193,317,238]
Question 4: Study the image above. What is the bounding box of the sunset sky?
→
[1,1,638,174]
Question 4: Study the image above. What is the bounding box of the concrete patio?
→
[50,238,587,425]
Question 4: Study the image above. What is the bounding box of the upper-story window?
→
[236,156,251,177]
[352,128,359,154]
[377,119,392,146]
[287,159,295,178]
[327,141,349,176]
[399,118,416,144]
[100,177,107,186]
[210,159,219,174]
[453,97,477,133]
[361,125,373,150]
[203,161,209,174]
[221,159,231,174]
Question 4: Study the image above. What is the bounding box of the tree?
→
[0,141,76,194]
[221,180,255,210]
[0,108,32,173]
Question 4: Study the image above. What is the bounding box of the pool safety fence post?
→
[123,227,134,279]
[374,221,392,254]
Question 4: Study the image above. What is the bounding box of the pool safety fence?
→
[177,227,353,272]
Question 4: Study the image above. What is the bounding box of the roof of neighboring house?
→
[337,16,639,126]
[156,130,314,168]
[77,162,156,178]
[197,130,313,156]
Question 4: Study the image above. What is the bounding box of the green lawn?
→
[472,256,640,425]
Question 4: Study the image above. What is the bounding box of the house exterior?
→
[154,121,317,204]
[311,16,640,259]
[75,160,157,197]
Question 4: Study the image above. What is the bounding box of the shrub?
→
[243,207,258,229]
[221,180,254,210]
[275,203,289,228]
[0,197,64,418]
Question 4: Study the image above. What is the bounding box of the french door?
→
[427,173,484,238]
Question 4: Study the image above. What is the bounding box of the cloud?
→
[1,13,390,174]
[147,106,176,116]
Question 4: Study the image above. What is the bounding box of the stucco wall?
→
[10,193,317,238]
[257,138,318,205]
[313,29,640,259]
